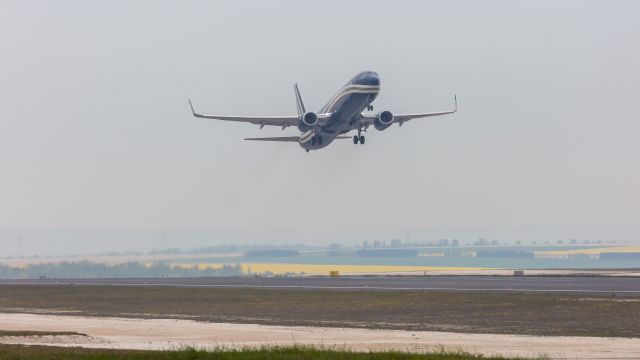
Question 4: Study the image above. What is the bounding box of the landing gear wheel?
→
[353,135,359,144]
[359,135,365,145]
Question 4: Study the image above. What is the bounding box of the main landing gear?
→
[353,129,365,145]
[311,136,322,146]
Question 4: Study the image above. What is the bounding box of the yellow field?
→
[538,246,640,256]
[172,262,492,274]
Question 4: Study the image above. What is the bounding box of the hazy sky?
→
[0,1,638,254]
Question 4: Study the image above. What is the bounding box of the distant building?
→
[356,249,417,257]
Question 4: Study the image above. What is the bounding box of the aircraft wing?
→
[244,135,352,142]
[244,136,300,142]
[189,100,331,129]
[359,95,458,127]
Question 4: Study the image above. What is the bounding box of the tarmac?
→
[2,275,640,295]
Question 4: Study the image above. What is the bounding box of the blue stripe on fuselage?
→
[319,71,380,130]
[299,71,380,151]
[320,92,376,134]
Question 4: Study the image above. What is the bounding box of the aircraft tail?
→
[294,83,305,116]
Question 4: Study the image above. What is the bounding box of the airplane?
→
[189,71,457,152]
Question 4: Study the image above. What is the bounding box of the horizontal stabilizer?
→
[244,136,300,142]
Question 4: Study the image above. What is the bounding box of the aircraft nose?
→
[356,71,380,86]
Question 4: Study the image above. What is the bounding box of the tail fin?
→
[294,83,306,116]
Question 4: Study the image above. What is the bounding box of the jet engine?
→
[298,112,319,132]
[373,110,394,131]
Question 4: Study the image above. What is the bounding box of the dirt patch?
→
[1,313,639,359]
[0,330,86,337]
[0,334,102,346]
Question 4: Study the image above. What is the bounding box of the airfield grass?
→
[0,345,539,360]
[0,284,638,337]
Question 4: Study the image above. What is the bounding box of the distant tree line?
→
[149,245,239,255]
[356,249,418,257]
[0,261,243,279]
[600,253,640,260]
[475,250,534,258]
[245,249,299,257]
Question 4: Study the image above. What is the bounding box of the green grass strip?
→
[0,344,544,360]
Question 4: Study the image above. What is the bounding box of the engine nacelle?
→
[298,112,319,132]
[373,110,394,131]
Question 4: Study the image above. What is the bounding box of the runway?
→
[2,275,639,295]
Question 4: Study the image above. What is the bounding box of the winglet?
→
[294,83,306,116]
[454,94,458,112]
[188,99,196,115]
[188,99,202,118]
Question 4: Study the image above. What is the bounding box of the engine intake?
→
[298,112,319,132]
[374,110,394,131]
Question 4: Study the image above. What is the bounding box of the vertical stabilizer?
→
[294,83,306,116]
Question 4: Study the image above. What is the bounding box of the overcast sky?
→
[0,1,638,255]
